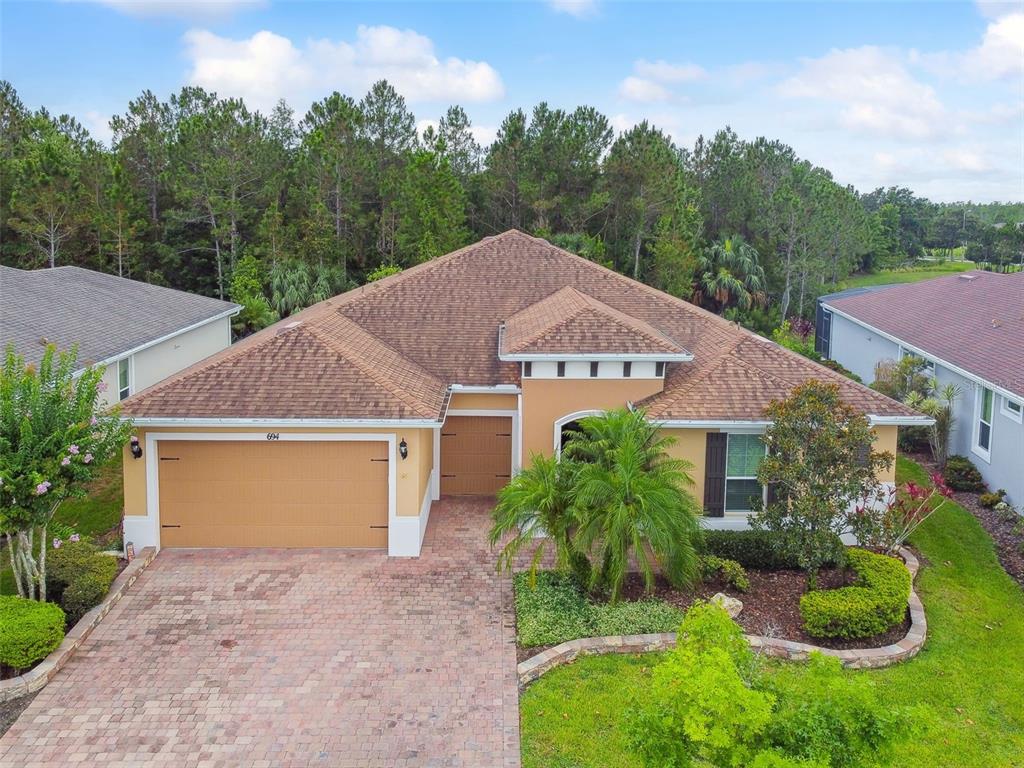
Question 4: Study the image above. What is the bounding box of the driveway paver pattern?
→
[0,499,520,768]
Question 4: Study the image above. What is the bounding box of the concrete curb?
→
[518,547,925,685]
[0,547,158,703]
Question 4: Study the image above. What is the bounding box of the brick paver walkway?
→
[0,499,520,768]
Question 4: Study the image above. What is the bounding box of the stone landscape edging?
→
[517,547,925,685]
[0,546,158,703]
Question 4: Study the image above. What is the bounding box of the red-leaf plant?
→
[851,473,954,554]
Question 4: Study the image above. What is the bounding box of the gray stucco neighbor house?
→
[0,265,239,407]
[817,270,1024,509]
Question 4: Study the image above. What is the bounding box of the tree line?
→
[1,79,1020,335]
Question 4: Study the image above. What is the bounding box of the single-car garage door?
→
[440,416,512,496]
[157,440,389,548]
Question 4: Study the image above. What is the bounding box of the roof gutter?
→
[654,415,934,429]
[125,416,443,428]
[498,352,694,362]
[83,305,242,371]
[821,302,1024,403]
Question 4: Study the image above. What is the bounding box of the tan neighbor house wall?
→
[873,425,898,483]
[123,425,436,529]
[521,378,663,459]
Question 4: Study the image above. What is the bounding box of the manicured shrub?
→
[979,489,1006,509]
[800,549,910,639]
[942,455,985,492]
[700,529,843,571]
[698,554,750,592]
[0,595,65,671]
[47,538,118,624]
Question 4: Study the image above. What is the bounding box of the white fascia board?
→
[822,303,1024,402]
[868,415,935,427]
[83,306,242,371]
[499,352,693,362]
[126,417,442,428]
[448,384,522,393]
[656,420,771,429]
[656,416,933,429]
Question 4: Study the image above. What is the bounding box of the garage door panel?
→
[158,440,389,548]
[440,416,512,496]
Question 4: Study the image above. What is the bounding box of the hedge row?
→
[699,529,842,571]
[800,549,911,639]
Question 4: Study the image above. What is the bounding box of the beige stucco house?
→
[118,231,926,557]
[0,265,238,407]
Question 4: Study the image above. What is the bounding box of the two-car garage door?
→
[157,440,389,548]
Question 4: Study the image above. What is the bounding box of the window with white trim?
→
[974,386,994,458]
[899,347,935,378]
[725,433,765,513]
[117,358,131,401]
[1001,396,1023,424]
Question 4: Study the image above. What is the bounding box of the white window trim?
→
[898,345,935,378]
[118,356,134,401]
[553,410,605,457]
[971,386,994,463]
[1000,396,1023,424]
[724,432,768,514]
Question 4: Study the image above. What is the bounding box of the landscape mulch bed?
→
[0,691,37,739]
[517,564,911,661]
[910,452,1024,587]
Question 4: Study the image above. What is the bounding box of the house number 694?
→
[266,432,280,441]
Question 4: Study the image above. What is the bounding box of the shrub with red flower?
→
[851,473,954,554]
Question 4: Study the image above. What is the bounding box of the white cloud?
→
[975,0,1019,20]
[183,25,505,114]
[82,110,114,146]
[633,59,706,83]
[964,12,1024,79]
[778,46,948,140]
[549,0,597,18]
[617,76,672,103]
[81,0,264,20]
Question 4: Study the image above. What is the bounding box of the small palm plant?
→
[566,408,702,602]
[488,454,588,585]
[905,381,961,468]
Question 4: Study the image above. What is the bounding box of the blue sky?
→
[2,0,1021,202]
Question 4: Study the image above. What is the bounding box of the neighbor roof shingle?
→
[0,265,238,368]
[824,270,1024,398]
[121,230,918,422]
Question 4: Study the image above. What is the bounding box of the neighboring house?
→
[0,265,239,408]
[118,231,924,557]
[818,270,1024,508]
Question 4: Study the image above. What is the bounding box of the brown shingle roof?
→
[122,230,918,422]
[499,286,688,357]
[825,271,1024,398]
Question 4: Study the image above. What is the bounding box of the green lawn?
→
[0,455,123,595]
[520,456,1024,768]
[837,260,975,290]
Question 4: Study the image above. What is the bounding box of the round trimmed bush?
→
[0,595,66,671]
[47,537,119,623]
[942,455,985,492]
[800,549,911,639]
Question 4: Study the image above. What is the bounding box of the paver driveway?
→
[0,499,520,768]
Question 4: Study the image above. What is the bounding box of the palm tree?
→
[488,454,588,585]
[566,408,702,602]
[694,234,767,313]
